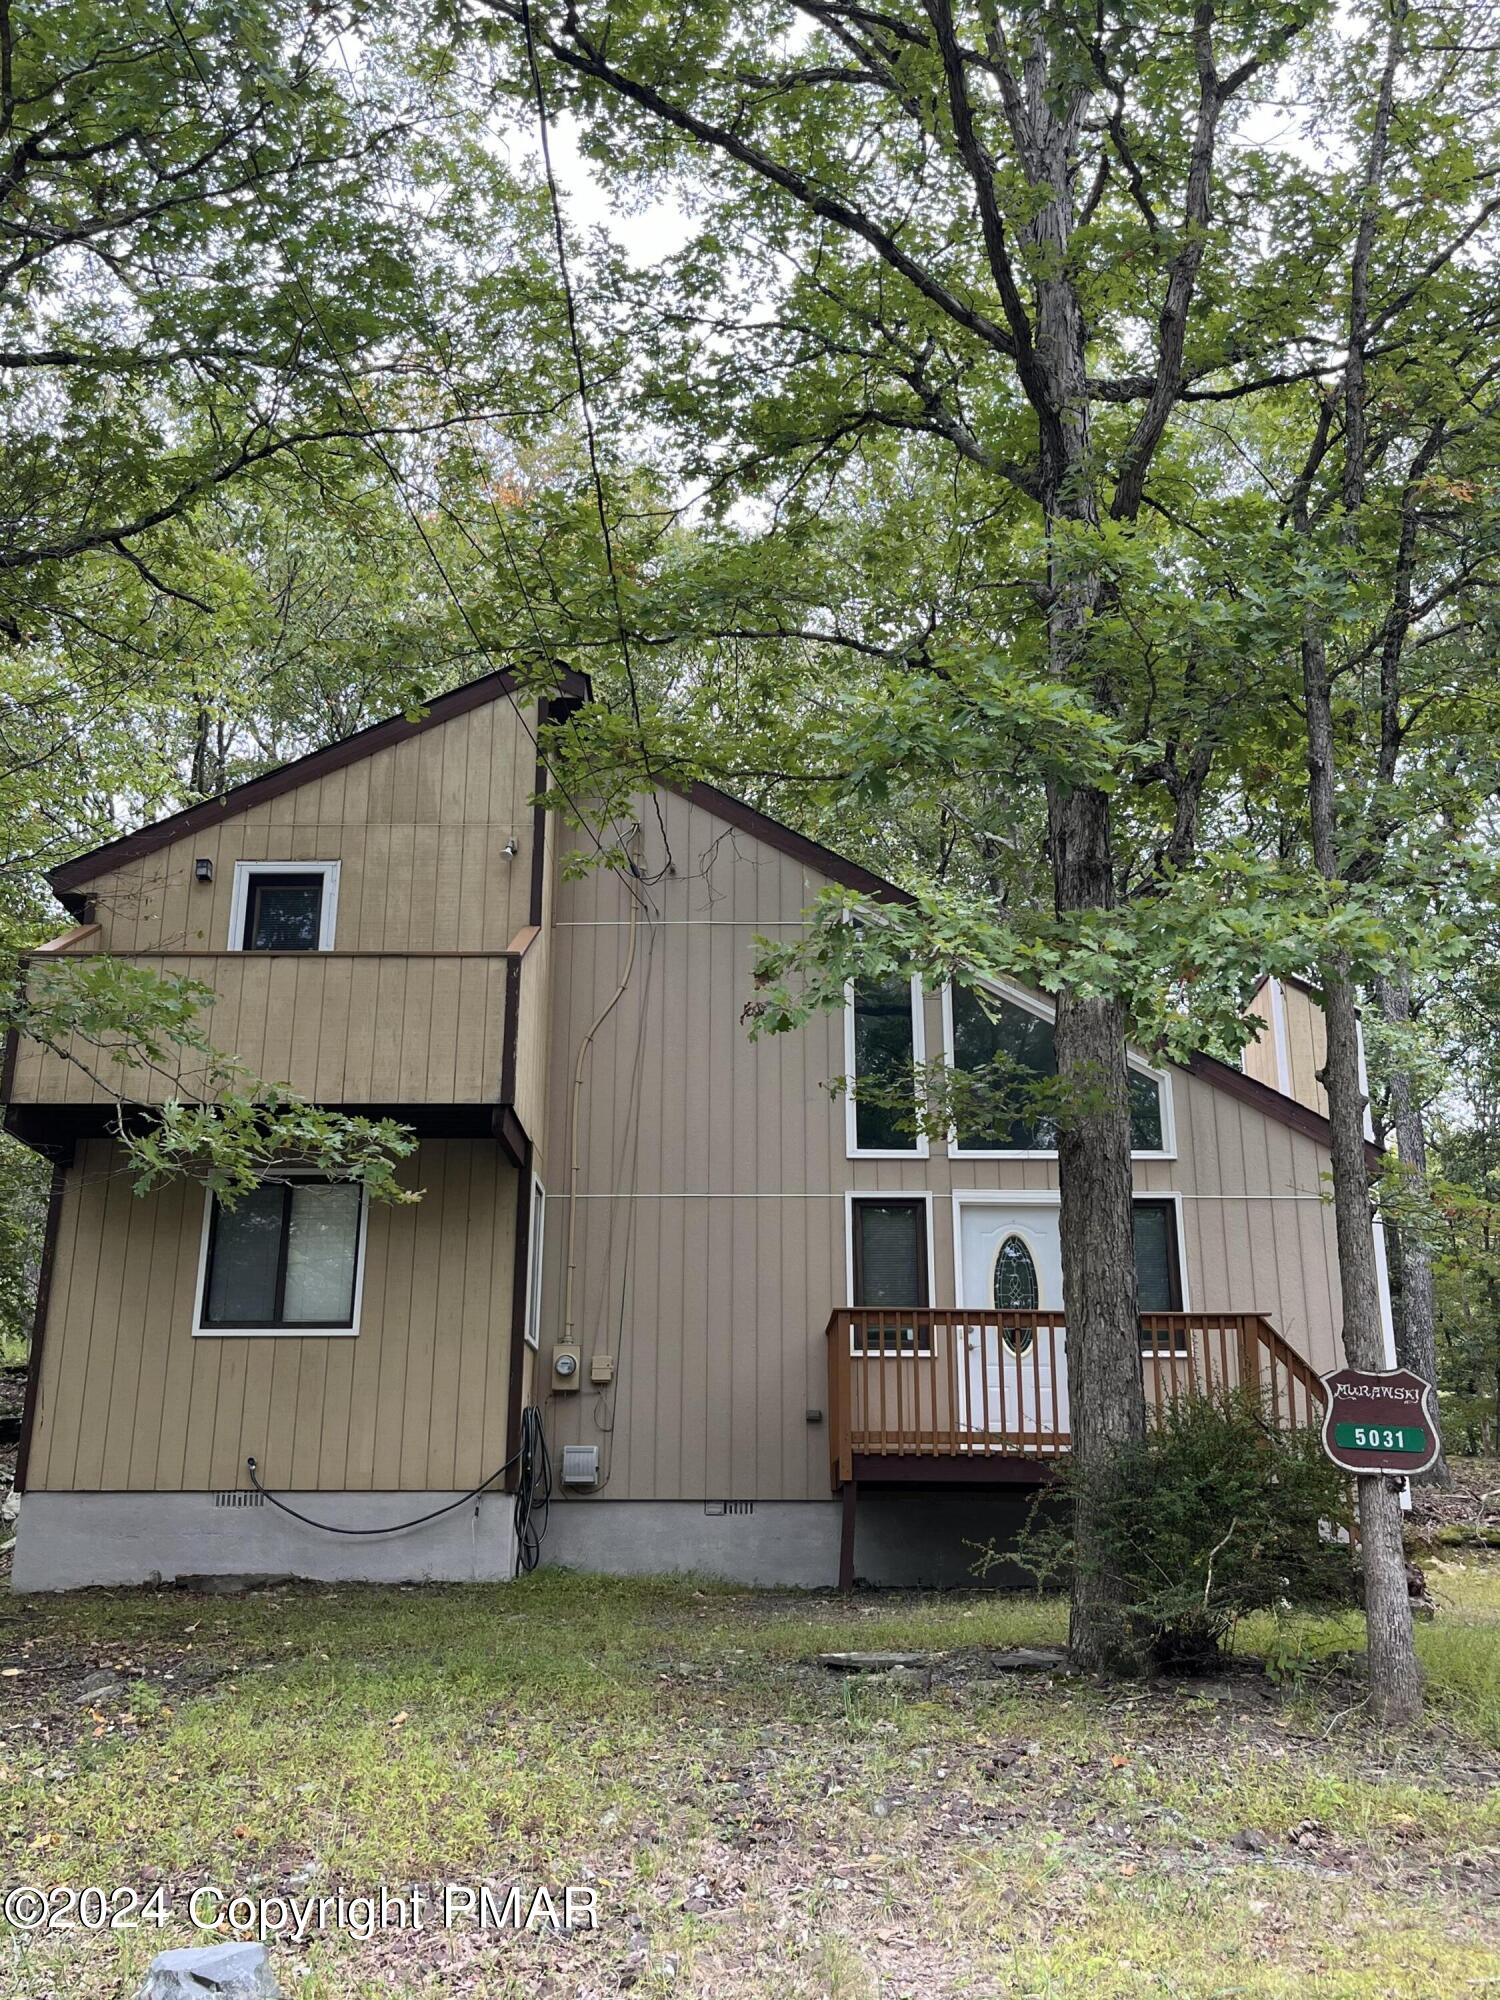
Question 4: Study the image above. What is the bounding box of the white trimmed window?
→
[844,976,928,1157]
[846,1192,934,1354]
[523,1175,546,1350]
[227,860,339,951]
[194,1176,367,1336]
[943,980,1172,1158]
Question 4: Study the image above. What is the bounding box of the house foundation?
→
[11,1492,517,1592]
[541,1491,1054,1589]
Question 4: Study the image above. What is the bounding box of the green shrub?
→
[1013,1390,1357,1671]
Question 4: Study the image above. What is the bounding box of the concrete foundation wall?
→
[542,1492,1057,1590]
[14,1489,1054,1593]
[11,1492,517,1592]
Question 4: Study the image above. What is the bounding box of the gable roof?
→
[46,668,1376,1164]
[48,666,591,909]
[678,778,914,907]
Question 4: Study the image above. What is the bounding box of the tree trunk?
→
[1024,91,1149,1672]
[1047,763,1147,1671]
[1294,0,1421,1726]
[1054,891,1144,1670]
[1375,975,1449,1486]
[1304,634,1422,1726]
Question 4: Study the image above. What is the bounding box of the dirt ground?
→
[1408,1455,1500,1537]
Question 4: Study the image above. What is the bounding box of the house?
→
[2,670,1397,1591]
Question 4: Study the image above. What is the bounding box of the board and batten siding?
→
[76,697,539,960]
[26,1138,517,1494]
[538,787,1348,1505]
[1242,977,1330,1119]
[11,950,514,1108]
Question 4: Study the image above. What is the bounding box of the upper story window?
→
[228,860,339,952]
[845,976,927,1157]
[946,981,1171,1156]
[194,1175,366,1336]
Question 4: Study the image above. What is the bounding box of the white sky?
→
[535,113,696,268]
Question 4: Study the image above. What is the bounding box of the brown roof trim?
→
[1184,1050,1384,1170]
[40,660,1373,1168]
[48,667,589,901]
[673,779,915,906]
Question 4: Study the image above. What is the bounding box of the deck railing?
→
[825,1308,1326,1487]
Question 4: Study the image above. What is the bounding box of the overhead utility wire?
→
[318,31,660,901]
[288,269,655,917]
[165,4,652,912]
[518,0,675,875]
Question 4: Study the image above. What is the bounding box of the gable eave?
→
[48,666,589,900]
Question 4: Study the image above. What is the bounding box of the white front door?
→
[957,1200,1070,1445]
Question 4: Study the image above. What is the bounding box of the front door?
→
[957,1201,1070,1445]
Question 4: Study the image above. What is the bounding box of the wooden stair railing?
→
[826,1308,1326,1486]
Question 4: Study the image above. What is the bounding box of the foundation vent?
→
[704,1500,755,1517]
[214,1490,265,1508]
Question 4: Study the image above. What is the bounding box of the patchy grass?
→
[1235,1551,1500,1748]
[1,1566,1497,1998]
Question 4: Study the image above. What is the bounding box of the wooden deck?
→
[825,1307,1326,1489]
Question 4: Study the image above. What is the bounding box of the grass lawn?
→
[0,1561,1497,1999]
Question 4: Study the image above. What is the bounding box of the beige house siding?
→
[77,698,538,959]
[538,788,1346,1503]
[12,692,1352,1532]
[26,1138,517,1494]
[11,950,514,1108]
[508,810,558,1171]
[1243,977,1330,1118]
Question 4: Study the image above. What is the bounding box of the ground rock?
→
[134,1942,281,1999]
[988,1647,1070,1673]
[817,1651,929,1671]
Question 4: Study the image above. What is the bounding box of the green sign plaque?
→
[1332,1422,1427,1455]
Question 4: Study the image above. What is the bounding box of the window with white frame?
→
[848,1194,932,1353]
[1132,1198,1184,1313]
[845,975,926,1155]
[523,1176,545,1350]
[195,1176,366,1335]
[227,860,339,952]
[945,981,1169,1155]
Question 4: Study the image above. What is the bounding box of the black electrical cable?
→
[243,1407,549,1546]
[512,1405,552,1573]
[518,0,675,878]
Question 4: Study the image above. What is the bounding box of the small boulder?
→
[134,1942,281,1999]
[988,1647,1070,1673]
[817,1651,929,1672]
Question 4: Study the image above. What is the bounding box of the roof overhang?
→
[48,665,590,910]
